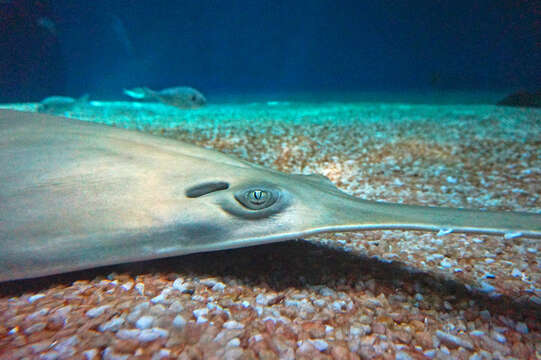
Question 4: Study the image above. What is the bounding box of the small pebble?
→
[28,294,46,303]
[83,349,98,360]
[435,330,473,350]
[515,322,528,334]
[172,315,187,328]
[211,282,226,292]
[98,316,125,332]
[491,331,506,343]
[117,329,141,340]
[223,320,244,330]
[135,315,154,329]
[226,338,240,347]
[138,328,169,342]
[309,339,329,351]
[86,305,111,318]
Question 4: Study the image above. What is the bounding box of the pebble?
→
[83,349,98,360]
[223,320,244,330]
[396,351,413,360]
[226,338,241,347]
[168,301,184,313]
[318,287,336,297]
[135,283,145,295]
[491,331,506,343]
[511,268,522,277]
[103,347,129,360]
[435,330,473,350]
[308,339,329,351]
[193,308,208,319]
[86,305,111,318]
[515,322,528,334]
[28,294,46,303]
[117,329,141,340]
[98,316,125,332]
[172,315,187,329]
[135,315,155,329]
[138,328,169,342]
[211,282,226,292]
[120,281,134,291]
[330,300,347,312]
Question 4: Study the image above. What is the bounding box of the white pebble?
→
[435,330,473,350]
[193,307,208,318]
[120,282,134,291]
[331,300,347,312]
[511,268,522,277]
[223,320,244,330]
[83,349,98,360]
[138,328,169,342]
[440,258,453,268]
[28,294,46,303]
[86,305,111,318]
[309,339,329,351]
[172,315,187,328]
[117,329,141,340]
[135,315,154,329]
[152,349,171,360]
[172,278,186,291]
[226,338,241,347]
[469,330,484,336]
[98,316,125,332]
[396,351,413,360]
[446,176,457,184]
[491,331,506,343]
[212,282,226,292]
[135,283,145,295]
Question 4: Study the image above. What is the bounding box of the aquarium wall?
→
[0,0,539,102]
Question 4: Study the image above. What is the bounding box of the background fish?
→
[123,86,206,109]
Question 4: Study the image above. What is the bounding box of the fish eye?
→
[235,188,278,210]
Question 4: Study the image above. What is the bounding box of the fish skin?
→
[0,109,539,282]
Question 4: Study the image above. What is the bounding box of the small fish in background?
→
[37,94,90,113]
[36,16,57,36]
[123,86,207,109]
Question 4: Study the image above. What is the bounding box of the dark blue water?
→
[0,0,538,103]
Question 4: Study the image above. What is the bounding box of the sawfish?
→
[1,109,539,282]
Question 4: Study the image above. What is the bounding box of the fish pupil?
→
[249,190,266,203]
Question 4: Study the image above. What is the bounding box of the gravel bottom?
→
[0,101,540,359]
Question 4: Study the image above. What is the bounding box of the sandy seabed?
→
[0,100,540,359]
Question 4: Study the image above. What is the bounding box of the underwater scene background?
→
[1,1,540,359]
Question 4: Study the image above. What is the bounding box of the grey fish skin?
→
[0,109,540,282]
[123,86,206,109]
